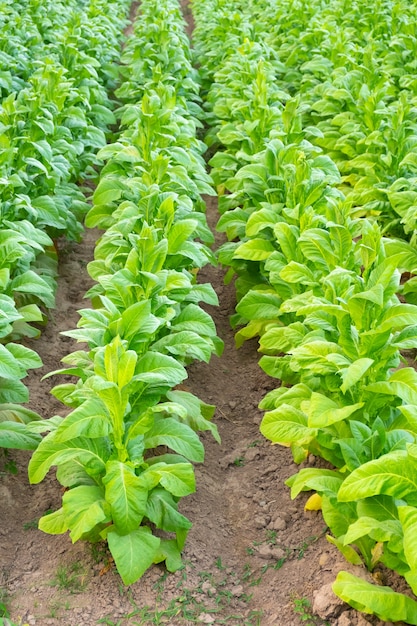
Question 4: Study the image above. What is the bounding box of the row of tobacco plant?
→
[0,0,132,440]
[192,0,417,622]
[27,0,221,586]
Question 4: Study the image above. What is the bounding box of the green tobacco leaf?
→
[167,219,198,253]
[38,508,69,535]
[260,404,316,447]
[333,571,417,624]
[135,352,187,387]
[107,527,161,585]
[0,404,41,424]
[28,435,107,484]
[5,344,43,371]
[0,422,41,450]
[236,289,282,321]
[146,488,192,532]
[119,301,158,341]
[233,238,276,261]
[158,538,184,572]
[53,398,111,442]
[103,461,148,534]
[340,358,374,394]
[366,368,417,404]
[0,379,29,403]
[143,461,196,497]
[93,178,126,205]
[307,393,363,428]
[286,468,343,498]
[327,535,363,565]
[11,271,55,308]
[378,304,417,332]
[63,485,108,542]
[151,331,214,363]
[338,449,417,506]
[344,516,402,546]
[0,344,24,379]
[144,418,204,463]
[171,304,216,337]
[398,506,417,575]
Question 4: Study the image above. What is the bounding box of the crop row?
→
[192,0,417,622]
[0,0,131,430]
[26,0,221,586]
[196,0,417,243]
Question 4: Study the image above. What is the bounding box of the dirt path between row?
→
[0,3,391,626]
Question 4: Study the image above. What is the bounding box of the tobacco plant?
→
[192,0,417,620]
[29,0,222,586]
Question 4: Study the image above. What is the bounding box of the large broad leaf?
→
[338,449,417,506]
[378,304,417,332]
[340,358,374,394]
[0,404,41,424]
[150,331,215,363]
[103,461,148,534]
[53,398,111,442]
[298,229,335,268]
[366,368,417,404]
[307,393,363,428]
[11,271,55,308]
[0,344,24,379]
[0,379,29,403]
[286,468,343,498]
[146,488,192,532]
[107,527,161,585]
[28,434,108,484]
[134,352,187,388]
[62,485,108,542]
[38,508,68,535]
[5,344,43,371]
[93,177,126,206]
[260,404,317,447]
[333,571,417,624]
[236,289,282,321]
[0,422,41,450]
[171,304,216,337]
[233,238,276,261]
[399,506,417,576]
[142,461,196,497]
[167,219,198,253]
[144,418,204,462]
[119,301,159,342]
[344,516,403,547]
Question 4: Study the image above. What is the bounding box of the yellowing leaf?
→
[305,493,322,511]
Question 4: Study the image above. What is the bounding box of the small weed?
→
[233,457,245,466]
[99,559,262,625]
[0,587,10,617]
[90,542,110,564]
[247,440,262,448]
[215,557,226,570]
[265,529,277,545]
[50,561,88,593]
[293,596,330,625]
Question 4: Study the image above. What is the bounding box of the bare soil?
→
[0,4,405,626]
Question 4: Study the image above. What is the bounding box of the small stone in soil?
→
[268,516,287,531]
[230,585,244,597]
[313,582,345,620]
[198,612,216,624]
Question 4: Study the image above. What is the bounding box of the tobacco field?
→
[2,0,417,624]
